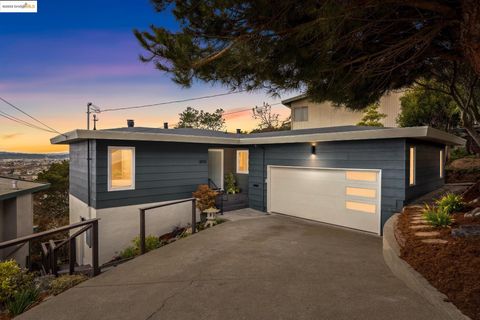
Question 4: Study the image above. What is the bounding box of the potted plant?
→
[224,172,243,202]
[192,184,218,222]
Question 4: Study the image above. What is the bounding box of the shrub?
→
[49,274,88,296]
[436,193,464,214]
[449,147,471,162]
[422,205,453,227]
[119,235,161,259]
[224,173,240,194]
[6,287,39,316]
[192,185,217,212]
[0,260,35,304]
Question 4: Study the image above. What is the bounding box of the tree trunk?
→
[461,0,480,75]
[464,124,480,155]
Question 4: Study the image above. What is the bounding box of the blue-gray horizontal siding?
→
[69,141,95,205]
[405,140,444,202]
[248,139,408,228]
[94,141,209,209]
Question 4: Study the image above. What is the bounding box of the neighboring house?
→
[51,124,463,265]
[0,177,49,267]
[282,92,404,129]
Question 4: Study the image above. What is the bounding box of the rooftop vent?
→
[164,122,169,129]
[236,129,242,134]
[127,119,134,128]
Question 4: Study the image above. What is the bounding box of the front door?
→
[208,149,224,189]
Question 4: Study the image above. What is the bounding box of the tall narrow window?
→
[236,150,249,174]
[293,106,308,122]
[409,147,416,186]
[108,147,135,191]
[440,149,444,178]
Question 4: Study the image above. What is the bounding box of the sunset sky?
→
[0,0,293,153]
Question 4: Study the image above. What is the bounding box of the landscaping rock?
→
[411,220,428,224]
[35,275,56,293]
[451,225,480,238]
[468,196,480,206]
[421,239,448,244]
[464,207,480,218]
[414,231,440,237]
[409,225,432,230]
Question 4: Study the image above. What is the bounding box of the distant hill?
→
[0,151,69,160]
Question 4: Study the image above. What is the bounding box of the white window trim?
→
[409,147,416,186]
[108,146,135,192]
[236,150,249,174]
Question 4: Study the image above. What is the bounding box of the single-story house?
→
[51,125,464,265]
[282,92,404,129]
[0,177,49,267]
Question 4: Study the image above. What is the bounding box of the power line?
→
[0,96,63,135]
[98,90,247,113]
[168,102,284,128]
[0,108,57,133]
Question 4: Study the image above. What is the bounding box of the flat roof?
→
[51,126,465,146]
[0,177,50,201]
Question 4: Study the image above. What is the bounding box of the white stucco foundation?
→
[69,194,200,266]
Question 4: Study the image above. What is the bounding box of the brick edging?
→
[382,214,470,320]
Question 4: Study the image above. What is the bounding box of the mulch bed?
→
[397,206,480,319]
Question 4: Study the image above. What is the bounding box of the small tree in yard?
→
[356,104,386,127]
[34,160,69,230]
[192,185,217,212]
[251,103,290,133]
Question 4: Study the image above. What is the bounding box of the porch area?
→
[208,148,250,212]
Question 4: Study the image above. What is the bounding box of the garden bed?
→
[397,205,480,319]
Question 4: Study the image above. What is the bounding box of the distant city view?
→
[0,152,68,181]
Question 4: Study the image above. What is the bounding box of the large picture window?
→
[236,150,249,174]
[108,147,135,191]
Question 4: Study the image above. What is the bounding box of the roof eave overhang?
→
[51,126,466,147]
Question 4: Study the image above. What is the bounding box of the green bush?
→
[0,260,35,304]
[225,172,240,194]
[436,193,464,214]
[449,147,471,162]
[6,287,39,316]
[422,205,453,227]
[49,274,88,296]
[119,235,161,259]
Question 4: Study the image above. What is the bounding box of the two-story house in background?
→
[282,92,404,129]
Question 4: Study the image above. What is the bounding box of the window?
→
[346,187,376,198]
[440,149,444,178]
[236,150,249,174]
[108,147,135,191]
[346,201,376,214]
[409,147,416,186]
[293,106,308,122]
[345,171,377,182]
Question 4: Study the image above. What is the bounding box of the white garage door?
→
[268,166,381,234]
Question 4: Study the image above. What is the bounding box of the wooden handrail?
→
[0,218,100,277]
[139,198,197,255]
[0,218,100,249]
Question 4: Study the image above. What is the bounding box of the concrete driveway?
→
[19,212,448,320]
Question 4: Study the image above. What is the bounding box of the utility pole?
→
[87,102,93,130]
